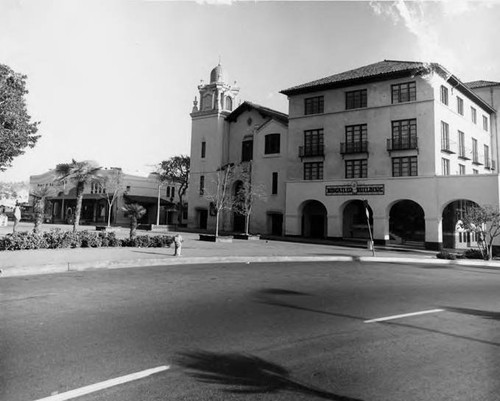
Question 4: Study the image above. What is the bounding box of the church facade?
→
[187,60,500,250]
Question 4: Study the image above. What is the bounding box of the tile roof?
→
[281,60,436,95]
[279,59,496,113]
[465,80,500,89]
[226,101,288,125]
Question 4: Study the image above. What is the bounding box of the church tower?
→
[188,63,240,229]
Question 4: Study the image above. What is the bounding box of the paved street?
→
[2,260,500,401]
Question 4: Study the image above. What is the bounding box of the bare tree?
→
[31,186,54,233]
[203,163,236,238]
[232,162,267,236]
[96,169,123,227]
[460,204,500,260]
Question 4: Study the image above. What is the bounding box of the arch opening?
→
[342,200,373,239]
[389,200,425,245]
[301,200,327,239]
[442,199,480,249]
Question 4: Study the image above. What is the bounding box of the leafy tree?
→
[157,155,190,226]
[232,162,267,235]
[460,204,500,260]
[203,163,236,238]
[122,203,146,239]
[0,64,40,171]
[31,186,53,233]
[96,168,123,227]
[54,160,101,232]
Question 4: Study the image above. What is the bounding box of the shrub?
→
[79,231,102,248]
[436,250,456,260]
[120,235,173,248]
[0,232,48,250]
[463,248,485,260]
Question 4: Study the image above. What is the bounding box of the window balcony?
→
[299,145,324,159]
[472,156,483,166]
[458,149,471,160]
[387,137,418,151]
[485,160,493,170]
[441,144,456,154]
[340,141,368,155]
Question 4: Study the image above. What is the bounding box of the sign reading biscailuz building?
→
[325,182,385,196]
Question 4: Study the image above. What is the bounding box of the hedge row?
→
[0,230,174,251]
[436,249,486,260]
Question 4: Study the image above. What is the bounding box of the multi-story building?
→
[29,168,182,227]
[188,60,500,250]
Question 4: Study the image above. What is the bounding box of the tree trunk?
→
[73,182,85,232]
[33,198,44,234]
[244,214,250,236]
[107,202,112,227]
[215,209,220,238]
[130,216,138,239]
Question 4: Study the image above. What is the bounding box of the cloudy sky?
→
[1,0,499,182]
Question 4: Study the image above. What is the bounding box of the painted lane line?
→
[33,365,170,401]
[364,309,444,323]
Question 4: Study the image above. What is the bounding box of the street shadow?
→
[253,288,364,321]
[175,350,364,400]
[440,306,500,321]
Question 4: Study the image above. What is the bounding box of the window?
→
[483,115,489,131]
[272,172,278,195]
[345,89,367,110]
[441,158,450,175]
[90,182,105,194]
[391,119,417,149]
[344,124,367,153]
[473,169,479,175]
[304,162,323,180]
[264,134,280,154]
[457,96,464,115]
[471,107,477,124]
[302,129,324,157]
[391,81,416,103]
[472,138,478,163]
[345,159,367,179]
[201,141,206,158]
[440,85,448,105]
[459,164,466,175]
[225,96,233,111]
[166,186,171,198]
[241,140,253,162]
[392,156,418,177]
[441,121,450,151]
[172,187,175,198]
[484,144,490,167]
[458,131,466,158]
[304,96,324,115]
[199,175,204,196]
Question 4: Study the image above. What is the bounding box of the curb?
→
[1,255,500,278]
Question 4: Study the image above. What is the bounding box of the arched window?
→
[225,96,233,111]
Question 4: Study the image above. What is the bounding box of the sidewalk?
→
[1,223,499,277]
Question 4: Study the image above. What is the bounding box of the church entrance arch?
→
[342,200,373,239]
[442,199,480,249]
[389,200,425,245]
[301,200,327,239]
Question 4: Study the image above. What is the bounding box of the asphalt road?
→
[2,261,500,401]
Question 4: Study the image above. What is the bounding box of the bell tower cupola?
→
[191,62,240,116]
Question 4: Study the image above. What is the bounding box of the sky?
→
[1,0,500,182]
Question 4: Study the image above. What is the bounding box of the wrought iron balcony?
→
[340,141,368,154]
[458,148,471,160]
[299,145,324,158]
[387,137,418,151]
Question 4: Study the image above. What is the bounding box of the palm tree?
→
[122,203,146,239]
[54,159,101,232]
[31,186,53,233]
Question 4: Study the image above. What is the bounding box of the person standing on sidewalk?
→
[13,202,21,233]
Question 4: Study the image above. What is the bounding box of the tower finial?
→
[218,55,221,65]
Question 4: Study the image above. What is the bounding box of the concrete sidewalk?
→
[1,225,500,277]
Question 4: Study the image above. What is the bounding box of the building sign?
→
[325,182,385,196]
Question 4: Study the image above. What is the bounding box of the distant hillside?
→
[0,182,29,205]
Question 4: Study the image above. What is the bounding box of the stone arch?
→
[342,199,373,239]
[388,199,425,244]
[300,200,327,239]
[442,199,480,249]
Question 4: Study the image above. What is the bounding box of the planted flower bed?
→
[0,230,174,251]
